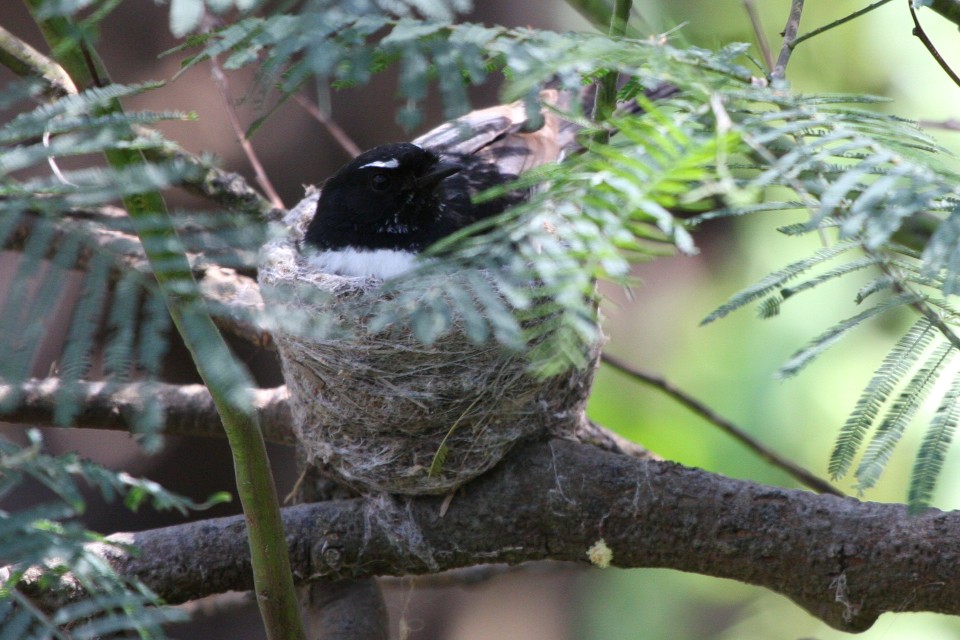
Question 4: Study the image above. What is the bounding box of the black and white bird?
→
[302,89,582,279]
[302,85,675,278]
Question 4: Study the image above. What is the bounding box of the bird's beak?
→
[415,160,461,190]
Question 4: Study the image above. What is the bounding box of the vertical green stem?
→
[22,3,305,639]
[611,0,633,34]
[563,0,613,29]
[592,0,632,135]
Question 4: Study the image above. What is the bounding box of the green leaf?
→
[779,292,920,378]
[908,370,960,511]
[830,319,936,479]
[855,341,955,492]
[0,432,211,637]
[702,242,861,325]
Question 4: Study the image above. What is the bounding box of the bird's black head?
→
[304,143,463,253]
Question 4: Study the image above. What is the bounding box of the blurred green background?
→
[581,2,960,639]
[5,0,960,638]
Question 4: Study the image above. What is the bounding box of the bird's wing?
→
[412,84,680,180]
[412,84,677,215]
[413,89,577,177]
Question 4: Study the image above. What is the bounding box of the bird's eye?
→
[370,173,391,192]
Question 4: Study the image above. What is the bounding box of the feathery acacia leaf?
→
[921,202,960,295]
[855,342,956,492]
[0,81,204,381]
[702,242,861,325]
[780,256,882,301]
[778,292,921,378]
[0,431,224,637]
[908,368,960,511]
[16,0,960,584]
[829,319,937,479]
[758,256,883,319]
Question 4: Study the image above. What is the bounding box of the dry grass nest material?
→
[259,189,602,495]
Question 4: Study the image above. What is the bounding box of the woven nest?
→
[259,190,602,494]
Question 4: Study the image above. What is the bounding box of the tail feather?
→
[415,83,676,175]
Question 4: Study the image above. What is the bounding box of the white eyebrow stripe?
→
[359,158,400,169]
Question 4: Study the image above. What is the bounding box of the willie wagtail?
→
[302,89,586,279]
[303,85,675,278]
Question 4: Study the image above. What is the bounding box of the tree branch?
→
[209,57,284,209]
[0,379,651,464]
[141,144,277,220]
[292,93,362,159]
[772,0,804,83]
[0,23,76,98]
[743,0,773,73]
[2,209,269,344]
[909,0,960,90]
[14,439,960,633]
[791,0,894,49]
[0,379,293,444]
[601,354,842,496]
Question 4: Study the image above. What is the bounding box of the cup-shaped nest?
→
[259,191,601,494]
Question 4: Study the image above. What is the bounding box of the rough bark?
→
[14,438,960,633]
[298,580,388,640]
[0,379,293,444]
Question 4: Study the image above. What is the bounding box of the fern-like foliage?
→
[0,36,262,638]
[364,109,717,375]
[165,2,960,504]
[908,362,960,511]
[0,80,228,443]
[689,76,960,508]
[12,0,960,573]
[829,318,937,479]
[855,341,955,492]
[0,430,227,638]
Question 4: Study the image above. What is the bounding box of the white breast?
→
[305,247,419,279]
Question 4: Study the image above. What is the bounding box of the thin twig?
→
[600,353,844,496]
[0,24,76,98]
[292,93,362,159]
[793,0,895,48]
[919,118,960,131]
[867,248,960,354]
[772,0,805,83]
[209,57,285,209]
[592,0,632,129]
[909,0,960,90]
[743,0,774,73]
[141,143,276,218]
